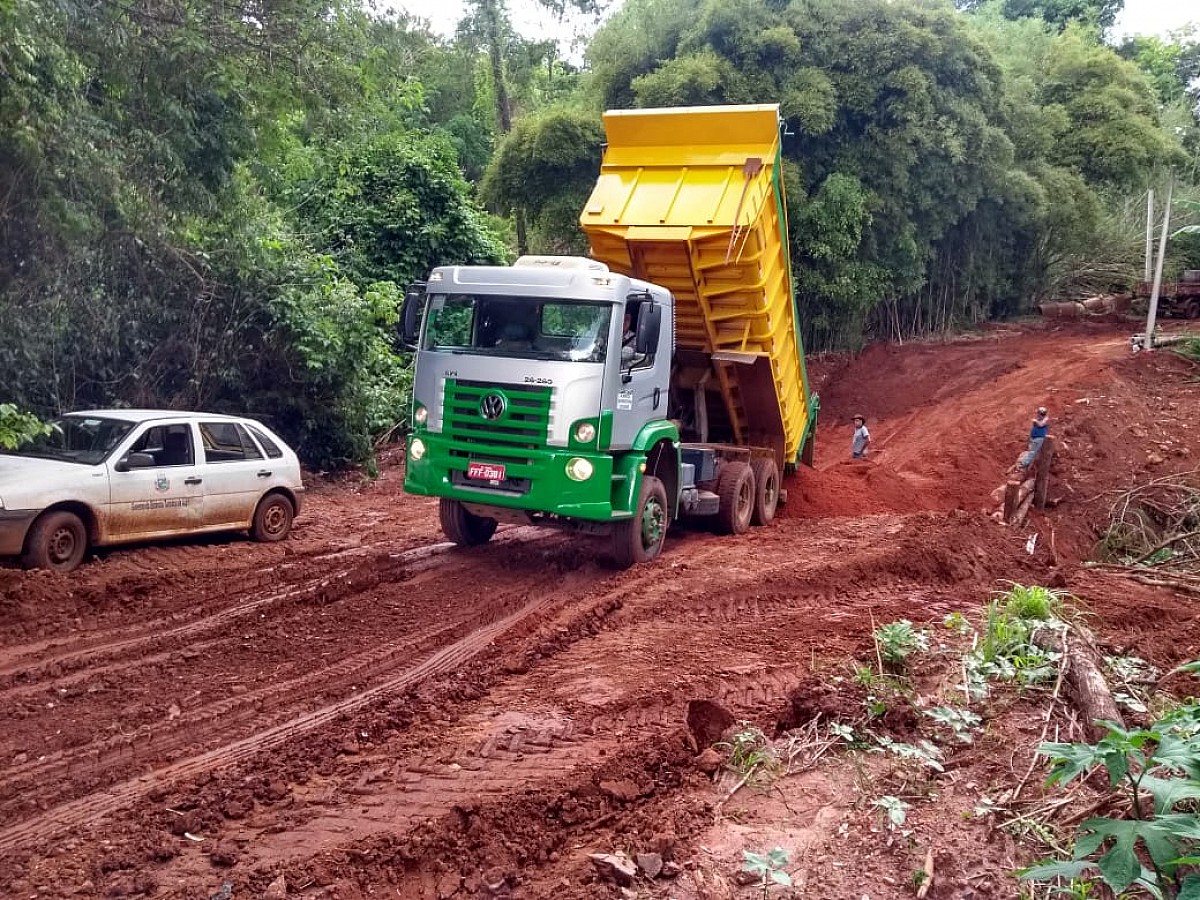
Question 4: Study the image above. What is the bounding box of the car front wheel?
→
[23,510,88,572]
[252,494,294,542]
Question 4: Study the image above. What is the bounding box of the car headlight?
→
[410,437,426,461]
[573,421,596,443]
[565,457,593,481]
[414,404,428,425]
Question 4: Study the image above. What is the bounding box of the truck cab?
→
[401,104,818,567]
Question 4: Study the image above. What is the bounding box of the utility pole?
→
[1144,189,1154,282]
[1145,171,1174,349]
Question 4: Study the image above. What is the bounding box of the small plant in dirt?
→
[872,794,911,829]
[1020,693,1200,899]
[741,846,792,896]
[965,586,1067,698]
[943,611,972,635]
[716,724,781,784]
[874,620,928,672]
[925,705,982,744]
[873,734,944,772]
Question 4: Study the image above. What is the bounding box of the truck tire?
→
[252,493,294,542]
[440,499,497,546]
[750,457,780,525]
[23,510,88,572]
[1185,299,1200,320]
[611,475,669,569]
[715,461,755,535]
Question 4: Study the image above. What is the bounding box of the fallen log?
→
[1033,626,1123,742]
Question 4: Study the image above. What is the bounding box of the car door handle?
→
[184,477,203,485]
[257,470,272,478]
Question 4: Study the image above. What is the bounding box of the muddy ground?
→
[1,320,1197,899]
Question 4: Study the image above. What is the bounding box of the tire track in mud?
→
[0,528,545,683]
[0,579,562,853]
[0,531,576,831]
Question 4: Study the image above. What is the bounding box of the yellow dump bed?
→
[580,104,815,465]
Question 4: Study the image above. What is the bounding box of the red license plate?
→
[466,461,506,482]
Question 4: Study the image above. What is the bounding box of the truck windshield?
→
[422,294,612,363]
[1,415,134,466]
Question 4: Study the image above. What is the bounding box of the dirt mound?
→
[783,459,928,517]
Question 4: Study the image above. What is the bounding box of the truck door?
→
[610,300,670,448]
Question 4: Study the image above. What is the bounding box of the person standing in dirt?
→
[851,414,871,459]
[1019,406,1050,469]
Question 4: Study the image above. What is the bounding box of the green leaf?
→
[1153,734,1200,780]
[1178,874,1200,900]
[1018,858,1096,881]
[1139,774,1200,815]
[1096,834,1139,894]
[770,870,793,886]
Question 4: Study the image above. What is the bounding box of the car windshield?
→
[422,294,612,363]
[2,415,135,465]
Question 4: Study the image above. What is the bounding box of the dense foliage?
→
[1,0,1197,463]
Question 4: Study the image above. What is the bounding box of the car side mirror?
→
[397,282,425,350]
[635,303,662,356]
[116,451,156,472]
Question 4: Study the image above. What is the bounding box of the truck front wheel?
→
[611,475,669,569]
[439,499,498,547]
[716,461,755,535]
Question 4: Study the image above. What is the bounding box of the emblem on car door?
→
[155,474,170,492]
[479,393,506,420]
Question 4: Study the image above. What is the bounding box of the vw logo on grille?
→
[479,392,507,420]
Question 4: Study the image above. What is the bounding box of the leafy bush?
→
[1022,698,1200,899]
[0,404,52,450]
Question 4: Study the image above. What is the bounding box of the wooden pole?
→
[1034,437,1055,510]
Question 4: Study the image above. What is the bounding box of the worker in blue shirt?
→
[1019,407,1050,469]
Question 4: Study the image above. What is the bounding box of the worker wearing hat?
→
[851,414,871,459]
[1019,406,1050,469]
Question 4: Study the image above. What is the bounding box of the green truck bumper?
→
[405,435,632,522]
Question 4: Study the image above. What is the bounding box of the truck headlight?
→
[410,438,426,460]
[414,404,428,425]
[565,457,593,481]
[573,421,596,443]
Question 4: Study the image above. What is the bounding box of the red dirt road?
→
[1,321,1196,899]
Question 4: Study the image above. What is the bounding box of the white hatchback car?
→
[0,410,304,572]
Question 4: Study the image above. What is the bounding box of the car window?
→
[129,424,194,467]
[200,422,263,463]
[246,425,283,460]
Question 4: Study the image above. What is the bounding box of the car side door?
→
[197,420,269,527]
[104,422,204,541]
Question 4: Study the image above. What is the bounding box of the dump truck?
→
[399,104,818,566]
[1132,271,1200,320]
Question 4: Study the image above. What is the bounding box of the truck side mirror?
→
[397,282,426,350]
[635,303,661,355]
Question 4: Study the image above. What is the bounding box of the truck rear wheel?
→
[750,457,780,525]
[611,475,668,569]
[439,499,498,547]
[1185,299,1200,320]
[716,461,755,535]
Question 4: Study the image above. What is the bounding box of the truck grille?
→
[442,379,553,469]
